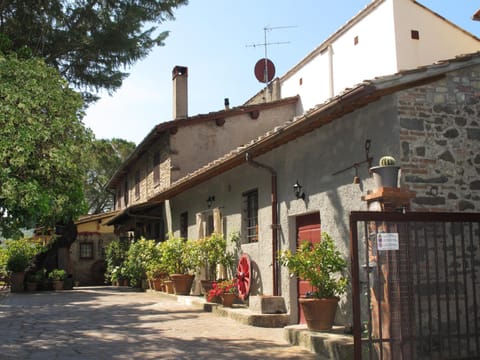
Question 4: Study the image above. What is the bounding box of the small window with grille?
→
[243,189,258,243]
[180,212,188,239]
[80,243,94,259]
[153,151,161,186]
[135,170,141,199]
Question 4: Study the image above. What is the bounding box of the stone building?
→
[104,0,480,328]
[146,52,480,324]
[72,211,119,285]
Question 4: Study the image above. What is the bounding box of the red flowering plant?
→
[207,279,238,302]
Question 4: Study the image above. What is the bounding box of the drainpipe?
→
[328,44,334,98]
[245,153,279,296]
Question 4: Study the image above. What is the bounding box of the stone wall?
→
[399,65,480,211]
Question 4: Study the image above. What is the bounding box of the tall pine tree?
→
[0,0,188,101]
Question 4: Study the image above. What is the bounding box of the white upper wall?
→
[393,0,480,70]
[280,0,480,114]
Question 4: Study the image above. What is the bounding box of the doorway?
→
[295,212,321,323]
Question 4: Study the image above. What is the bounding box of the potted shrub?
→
[5,239,45,292]
[369,155,400,189]
[26,269,45,291]
[105,240,129,285]
[146,257,168,292]
[123,239,158,288]
[279,232,348,331]
[48,269,67,290]
[161,235,201,295]
[197,233,234,296]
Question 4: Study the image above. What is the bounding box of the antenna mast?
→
[247,25,296,85]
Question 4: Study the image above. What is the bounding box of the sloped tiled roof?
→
[146,51,480,204]
[75,210,120,225]
[107,96,299,189]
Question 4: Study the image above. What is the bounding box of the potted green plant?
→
[369,155,400,189]
[26,269,45,291]
[197,233,235,296]
[105,240,129,286]
[146,257,168,292]
[279,232,348,331]
[48,269,67,290]
[161,235,201,295]
[5,239,45,292]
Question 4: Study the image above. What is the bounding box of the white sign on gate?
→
[376,233,399,251]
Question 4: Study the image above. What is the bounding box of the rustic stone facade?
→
[399,65,480,212]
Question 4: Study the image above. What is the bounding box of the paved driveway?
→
[0,287,319,359]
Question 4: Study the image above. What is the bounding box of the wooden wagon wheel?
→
[236,253,251,301]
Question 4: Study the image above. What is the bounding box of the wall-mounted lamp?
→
[293,181,305,200]
[207,195,215,208]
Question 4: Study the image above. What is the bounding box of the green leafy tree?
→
[0,0,188,101]
[4,238,45,273]
[0,54,93,238]
[86,138,135,214]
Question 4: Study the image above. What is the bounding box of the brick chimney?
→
[172,66,188,119]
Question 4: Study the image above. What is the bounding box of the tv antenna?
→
[246,25,296,84]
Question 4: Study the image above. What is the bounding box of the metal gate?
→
[350,211,480,360]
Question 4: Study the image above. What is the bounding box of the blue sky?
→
[83,0,480,145]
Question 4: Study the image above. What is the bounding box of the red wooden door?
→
[295,213,321,324]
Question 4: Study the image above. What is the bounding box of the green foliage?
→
[0,247,7,275]
[160,235,201,275]
[0,0,188,101]
[123,238,159,287]
[279,232,348,299]
[145,243,168,280]
[27,268,46,283]
[85,138,135,214]
[48,268,66,281]
[104,240,130,284]
[0,53,93,238]
[4,238,45,273]
[379,156,396,166]
[198,233,234,280]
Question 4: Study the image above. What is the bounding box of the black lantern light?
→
[207,195,215,208]
[293,181,305,200]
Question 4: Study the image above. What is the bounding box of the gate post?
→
[362,187,415,359]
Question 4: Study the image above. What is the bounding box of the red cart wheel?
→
[236,253,251,301]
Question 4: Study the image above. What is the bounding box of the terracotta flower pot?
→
[170,274,194,295]
[300,297,339,331]
[152,278,163,291]
[164,280,175,294]
[221,293,236,307]
[52,280,64,291]
[10,272,25,293]
[201,280,215,300]
[26,282,38,292]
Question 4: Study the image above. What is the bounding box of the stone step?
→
[284,325,355,359]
